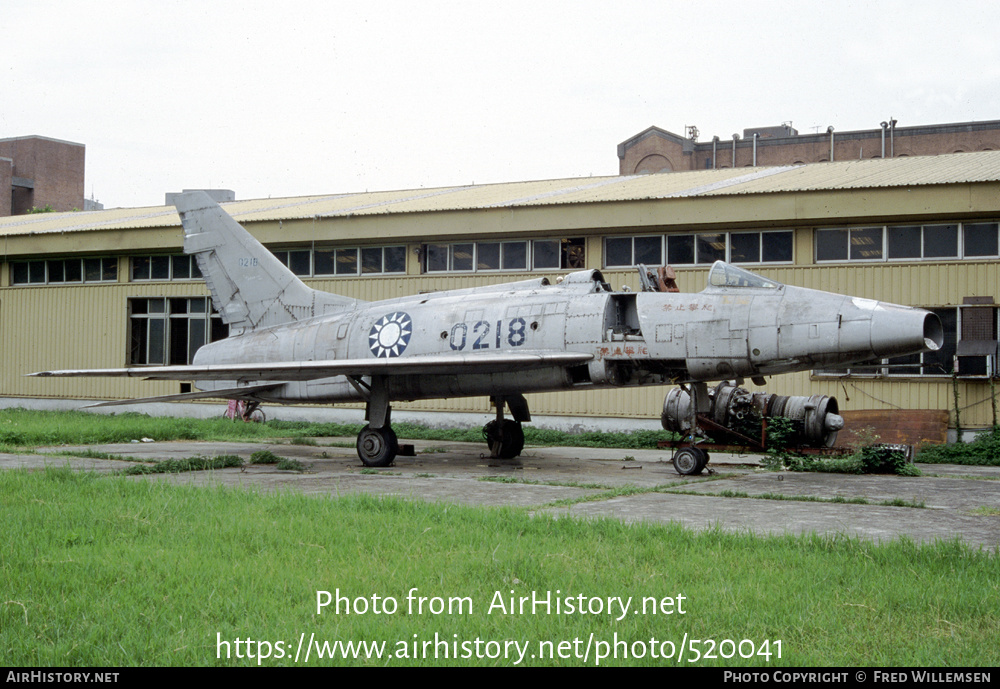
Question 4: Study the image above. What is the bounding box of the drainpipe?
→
[827,126,835,162]
[732,133,739,168]
[880,121,888,158]
[752,133,760,166]
[712,135,719,169]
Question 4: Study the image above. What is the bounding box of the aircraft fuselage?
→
[192,263,942,405]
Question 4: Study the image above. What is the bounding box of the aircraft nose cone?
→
[870,303,944,357]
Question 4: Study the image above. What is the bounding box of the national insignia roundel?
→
[368,312,413,358]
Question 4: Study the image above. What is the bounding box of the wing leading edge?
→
[29,351,595,383]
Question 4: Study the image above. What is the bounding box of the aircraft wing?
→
[29,352,594,383]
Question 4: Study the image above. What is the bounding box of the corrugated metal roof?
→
[5,150,1000,237]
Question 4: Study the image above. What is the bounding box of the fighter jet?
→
[31,192,943,467]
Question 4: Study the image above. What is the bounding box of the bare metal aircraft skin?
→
[31,192,943,466]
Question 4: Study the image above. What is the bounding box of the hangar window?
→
[604,236,662,267]
[733,231,794,263]
[132,255,202,281]
[476,243,500,270]
[816,222,997,263]
[603,232,792,268]
[814,227,885,261]
[11,257,117,285]
[886,224,958,259]
[275,246,406,276]
[501,242,527,270]
[422,239,580,273]
[128,297,228,366]
[850,227,883,260]
[964,222,999,257]
[532,240,560,270]
[667,235,694,265]
[271,250,311,276]
[696,234,727,264]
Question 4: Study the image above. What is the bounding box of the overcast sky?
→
[6,0,1000,209]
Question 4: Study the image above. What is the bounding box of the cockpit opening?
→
[708,261,782,289]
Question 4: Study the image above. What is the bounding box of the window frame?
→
[131,254,202,281]
[10,257,118,286]
[275,245,407,277]
[816,221,1000,264]
[128,297,228,366]
[421,238,581,274]
[602,231,794,269]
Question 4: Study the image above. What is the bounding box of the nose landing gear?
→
[483,394,530,459]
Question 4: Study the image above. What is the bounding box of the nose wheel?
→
[672,447,708,475]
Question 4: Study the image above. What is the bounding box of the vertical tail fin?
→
[174,191,360,334]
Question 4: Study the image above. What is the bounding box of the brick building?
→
[0,136,86,215]
[618,120,1000,175]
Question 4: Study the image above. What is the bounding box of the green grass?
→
[0,408,678,452]
[1,468,996,667]
[0,408,276,449]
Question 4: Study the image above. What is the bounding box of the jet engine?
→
[662,381,845,448]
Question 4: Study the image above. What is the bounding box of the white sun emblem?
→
[368,312,413,358]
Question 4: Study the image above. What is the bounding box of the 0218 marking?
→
[450,318,527,351]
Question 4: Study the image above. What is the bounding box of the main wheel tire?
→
[357,425,399,467]
[673,447,705,476]
[697,449,709,471]
[484,420,525,459]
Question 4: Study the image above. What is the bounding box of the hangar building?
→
[2,151,999,444]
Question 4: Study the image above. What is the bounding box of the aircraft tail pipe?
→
[662,381,845,448]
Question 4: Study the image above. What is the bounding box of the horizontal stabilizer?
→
[30,352,594,383]
[81,383,283,408]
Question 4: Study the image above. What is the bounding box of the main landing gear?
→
[483,394,529,459]
[357,424,398,467]
[351,379,532,466]
[351,375,399,468]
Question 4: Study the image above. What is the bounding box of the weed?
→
[881,498,927,508]
[665,486,926,509]
[122,455,243,475]
[479,475,534,484]
[762,417,918,476]
[250,449,282,464]
[917,426,1000,466]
